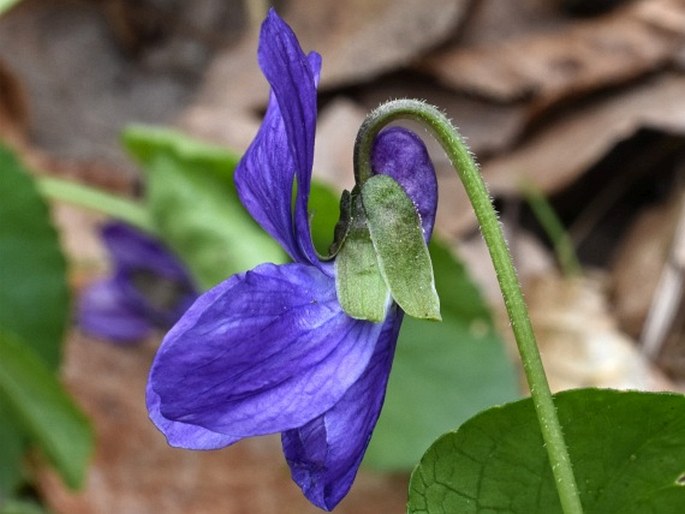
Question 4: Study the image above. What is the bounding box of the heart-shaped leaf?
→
[408,388,685,513]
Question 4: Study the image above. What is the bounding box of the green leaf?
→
[335,194,389,322]
[37,177,154,234]
[0,144,69,369]
[0,330,92,490]
[123,126,286,289]
[361,175,440,320]
[428,239,494,324]
[0,144,74,496]
[308,181,342,255]
[124,125,241,178]
[0,0,22,16]
[408,388,685,514]
[0,401,26,498]
[520,179,581,277]
[0,499,50,514]
[366,238,517,469]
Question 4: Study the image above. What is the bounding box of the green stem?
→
[37,177,156,234]
[355,99,584,514]
[520,180,582,277]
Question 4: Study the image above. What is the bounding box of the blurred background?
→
[2,0,685,512]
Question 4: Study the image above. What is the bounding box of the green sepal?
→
[361,175,441,320]
[335,193,389,323]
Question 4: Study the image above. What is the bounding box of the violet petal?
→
[257,9,321,265]
[101,221,198,326]
[234,92,305,262]
[149,262,383,438]
[282,309,403,510]
[102,222,193,282]
[146,382,239,450]
[78,278,153,343]
[371,127,438,240]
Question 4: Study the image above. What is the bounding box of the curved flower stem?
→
[37,176,156,234]
[355,99,584,514]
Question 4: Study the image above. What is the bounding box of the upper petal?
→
[259,10,317,191]
[234,93,304,262]
[371,127,438,240]
[259,11,321,264]
[281,308,404,511]
[148,262,383,440]
[235,10,322,264]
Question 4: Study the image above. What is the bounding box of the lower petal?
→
[148,262,383,443]
[281,308,403,511]
[146,383,238,450]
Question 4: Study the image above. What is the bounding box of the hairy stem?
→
[355,99,584,514]
[38,177,156,234]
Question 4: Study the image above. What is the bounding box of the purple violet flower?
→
[146,10,437,511]
[78,221,198,343]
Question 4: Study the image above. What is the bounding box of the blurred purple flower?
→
[78,222,198,343]
[146,9,437,511]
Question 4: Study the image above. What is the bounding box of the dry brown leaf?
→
[640,189,685,357]
[177,104,261,152]
[611,197,677,336]
[356,75,526,159]
[0,56,28,146]
[455,225,555,308]
[609,174,685,383]
[455,0,572,48]
[482,73,685,196]
[182,0,473,147]
[0,0,212,167]
[422,0,685,109]
[311,97,367,192]
[285,0,472,89]
[658,300,685,382]
[102,0,246,59]
[526,273,671,392]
